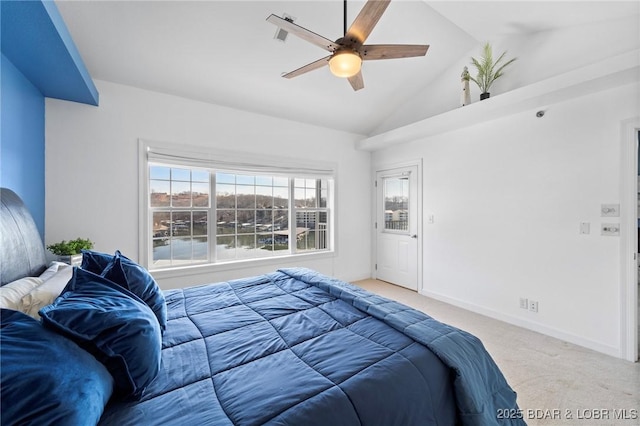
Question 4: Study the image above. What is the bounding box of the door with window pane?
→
[376,165,419,290]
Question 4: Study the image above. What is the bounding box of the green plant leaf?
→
[469,42,517,94]
[47,237,94,255]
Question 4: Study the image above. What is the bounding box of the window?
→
[383,176,409,232]
[142,142,334,270]
[149,166,210,267]
[294,178,329,251]
[215,172,292,261]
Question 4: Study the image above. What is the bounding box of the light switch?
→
[601,204,619,217]
[428,214,434,224]
[579,222,590,235]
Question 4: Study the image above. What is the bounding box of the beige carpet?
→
[353,279,640,426]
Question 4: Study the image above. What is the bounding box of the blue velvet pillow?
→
[81,249,113,274]
[39,268,162,400]
[81,250,167,334]
[0,309,114,425]
[103,251,167,333]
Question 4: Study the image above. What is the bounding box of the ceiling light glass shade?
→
[329,50,362,78]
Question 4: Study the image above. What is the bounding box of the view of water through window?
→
[149,165,330,268]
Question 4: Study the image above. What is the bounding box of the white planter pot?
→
[57,254,82,266]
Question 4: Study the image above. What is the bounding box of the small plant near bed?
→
[47,238,94,265]
[47,238,94,255]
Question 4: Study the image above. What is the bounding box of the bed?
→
[0,187,525,426]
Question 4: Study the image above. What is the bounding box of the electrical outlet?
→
[519,298,528,309]
[529,300,538,313]
[579,222,590,235]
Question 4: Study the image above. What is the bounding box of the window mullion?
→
[316,180,321,250]
[289,178,296,255]
[214,170,218,263]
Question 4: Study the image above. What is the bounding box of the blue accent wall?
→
[1,54,46,238]
[1,0,98,240]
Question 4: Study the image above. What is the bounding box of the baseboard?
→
[419,289,622,359]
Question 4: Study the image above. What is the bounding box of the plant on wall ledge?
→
[469,42,517,100]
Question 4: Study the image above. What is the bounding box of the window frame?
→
[138,140,336,276]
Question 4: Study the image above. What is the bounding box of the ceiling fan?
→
[266,0,429,91]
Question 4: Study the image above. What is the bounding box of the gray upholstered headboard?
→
[0,188,47,285]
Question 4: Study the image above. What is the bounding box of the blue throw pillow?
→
[102,251,167,333]
[81,249,167,334]
[39,268,162,400]
[0,309,114,425]
[81,249,113,274]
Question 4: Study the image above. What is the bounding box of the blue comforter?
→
[99,268,523,426]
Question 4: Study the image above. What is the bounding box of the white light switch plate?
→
[601,204,619,217]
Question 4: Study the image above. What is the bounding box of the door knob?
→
[410,234,417,239]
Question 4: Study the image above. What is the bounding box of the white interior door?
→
[376,165,419,290]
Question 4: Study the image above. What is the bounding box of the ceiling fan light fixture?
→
[328,50,362,78]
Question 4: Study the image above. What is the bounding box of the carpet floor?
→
[353,279,640,426]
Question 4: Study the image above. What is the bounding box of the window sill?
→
[148,250,335,281]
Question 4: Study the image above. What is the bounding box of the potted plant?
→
[469,42,517,100]
[47,237,94,266]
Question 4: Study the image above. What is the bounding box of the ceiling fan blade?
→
[345,0,391,46]
[266,14,340,52]
[282,55,332,79]
[361,44,430,60]
[348,71,364,91]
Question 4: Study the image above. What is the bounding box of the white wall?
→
[45,80,371,288]
[372,83,640,357]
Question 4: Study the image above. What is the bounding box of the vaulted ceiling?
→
[55,1,639,136]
